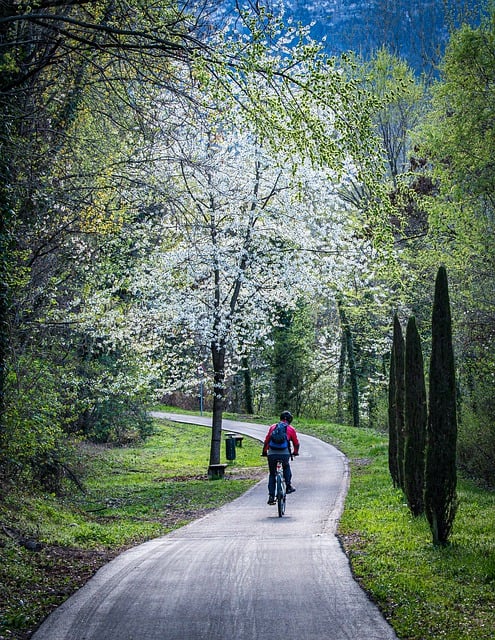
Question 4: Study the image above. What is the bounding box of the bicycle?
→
[274,450,295,517]
[262,444,296,516]
[275,459,287,517]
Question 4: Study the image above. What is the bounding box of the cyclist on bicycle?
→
[262,410,300,505]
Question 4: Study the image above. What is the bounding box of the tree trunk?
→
[0,181,9,435]
[0,115,12,436]
[425,266,458,545]
[209,342,226,466]
[242,356,254,415]
[337,331,346,424]
[346,327,360,428]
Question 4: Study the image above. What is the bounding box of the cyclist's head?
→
[280,410,293,424]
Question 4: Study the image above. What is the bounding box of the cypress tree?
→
[404,316,427,516]
[388,338,400,487]
[394,314,406,490]
[425,266,458,545]
[388,314,405,488]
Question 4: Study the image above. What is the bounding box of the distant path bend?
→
[32,413,398,640]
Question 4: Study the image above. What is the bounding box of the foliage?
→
[0,0,186,478]
[457,400,495,488]
[209,10,384,183]
[362,47,427,182]
[337,299,360,427]
[1,353,72,491]
[409,9,495,486]
[425,266,458,545]
[1,0,395,478]
[419,13,495,199]
[270,299,317,416]
[404,315,427,516]
[124,111,335,463]
[311,49,428,432]
[2,0,494,493]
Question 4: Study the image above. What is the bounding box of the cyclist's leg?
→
[281,455,292,487]
[267,455,278,497]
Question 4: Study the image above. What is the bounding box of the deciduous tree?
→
[412,9,495,485]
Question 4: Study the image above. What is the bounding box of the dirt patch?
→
[226,466,266,481]
[0,542,119,640]
[338,531,368,555]
[155,467,266,483]
[351,458,372,468]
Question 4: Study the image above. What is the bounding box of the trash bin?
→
[225,435,236,461]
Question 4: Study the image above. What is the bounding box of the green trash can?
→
[225,435,236,461]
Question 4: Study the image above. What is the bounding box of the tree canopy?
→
[1,1,494,486]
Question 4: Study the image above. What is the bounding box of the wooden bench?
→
[207,463,228,480]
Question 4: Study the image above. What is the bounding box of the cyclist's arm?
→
[288,426,300,455]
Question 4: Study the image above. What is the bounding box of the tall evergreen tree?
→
[394,313,406,489]
[338,299,360,428]
[425,266,458,545]
[404,316,427,516]
[272,301,315,416]
[388,338,399,487]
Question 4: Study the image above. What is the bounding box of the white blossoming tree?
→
[135,103,334,466]
[68,14,393,466]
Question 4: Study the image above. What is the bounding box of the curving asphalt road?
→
[32,413,398,640]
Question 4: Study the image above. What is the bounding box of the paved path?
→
[32,414,398,640]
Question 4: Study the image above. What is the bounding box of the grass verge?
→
[301,418,495,640]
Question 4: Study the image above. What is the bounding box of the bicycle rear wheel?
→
[276,474,286,517]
